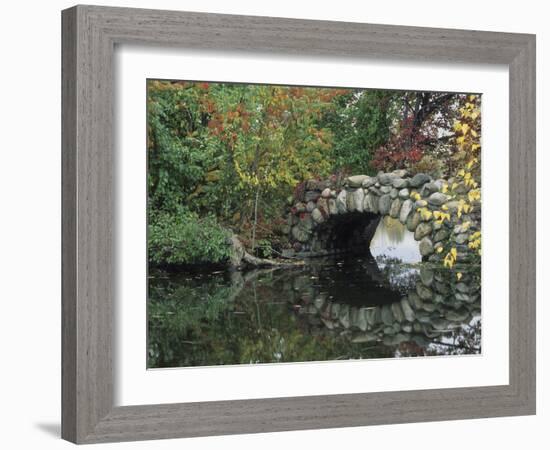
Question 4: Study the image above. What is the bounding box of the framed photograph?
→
[62,5,536,444]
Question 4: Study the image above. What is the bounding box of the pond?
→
[148,217,481,368]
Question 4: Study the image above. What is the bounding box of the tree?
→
[371,92,464,175]
[147,80,218,214]
[321,89,393,175]
[203,84,341,250]
[147,80,346,260]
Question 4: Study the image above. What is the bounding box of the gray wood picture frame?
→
[61,4,536,444]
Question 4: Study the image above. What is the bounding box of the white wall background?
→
[0,1,545,448]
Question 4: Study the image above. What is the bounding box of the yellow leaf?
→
[457,272,463,280]
[469,231,481,240]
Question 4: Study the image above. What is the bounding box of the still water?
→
[148,217,481,368]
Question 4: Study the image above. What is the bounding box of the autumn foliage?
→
[146,80,481,263]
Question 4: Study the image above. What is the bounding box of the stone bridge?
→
[286,170,481,262]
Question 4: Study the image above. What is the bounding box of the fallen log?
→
[229,234,303,270]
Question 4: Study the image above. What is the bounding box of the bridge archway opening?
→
[309,212,381,255]
[369,216,422,264]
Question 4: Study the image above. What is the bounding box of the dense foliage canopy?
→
[146,80,478,265]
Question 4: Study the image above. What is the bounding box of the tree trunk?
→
[251,186,260,252]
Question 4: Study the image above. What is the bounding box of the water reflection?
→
[148,218,481,368]
[371,216,422,264]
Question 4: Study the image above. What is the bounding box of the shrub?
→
[148,208,231,266]
[408,154,446,178]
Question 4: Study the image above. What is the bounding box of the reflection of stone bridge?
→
[284,262,481,351]
[286,171,480,261]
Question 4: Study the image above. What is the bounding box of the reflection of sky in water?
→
[370,217,421,264]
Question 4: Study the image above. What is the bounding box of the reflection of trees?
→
[377,216,406,245]
[147,272,237,367]
[370,217,421,264]
[395,317,481,357]
[374,255,419,294]
[148,256,481,368]
[148,267,395,368]
[426,317,481,355]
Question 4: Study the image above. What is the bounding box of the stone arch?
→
[286,170,480,262]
